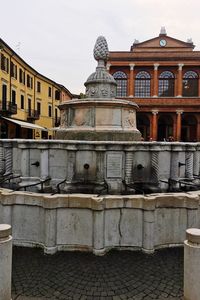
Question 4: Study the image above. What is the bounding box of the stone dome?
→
[85,68,116,84]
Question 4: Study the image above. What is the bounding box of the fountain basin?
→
[0,188,199,255]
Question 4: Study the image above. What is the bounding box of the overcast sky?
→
[1,0,200,94]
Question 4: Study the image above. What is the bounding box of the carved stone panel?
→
[69,108,93,127]
[123,109,136,129]
[60,110,68,128]
[96,108,121,126]
[106,153,123,178]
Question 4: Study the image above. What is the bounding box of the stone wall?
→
[0,188,199,255]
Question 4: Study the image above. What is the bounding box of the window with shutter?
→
[10,62,14,77]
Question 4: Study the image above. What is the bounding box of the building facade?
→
[108,28,200,142]
[0,38,73,139]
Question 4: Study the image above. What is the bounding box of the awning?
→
[1,117,48,131]
[49,127,61,131]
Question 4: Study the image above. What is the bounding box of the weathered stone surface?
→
[0,224,12,300]
[56,129,141,141]
[0,189,200,254]
[184,228,200,300]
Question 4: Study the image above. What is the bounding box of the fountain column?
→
[64,145,77,192]
[40,145,49,179]
[44,208,57,254]
[4,142,12,175]
[193,145,200,177]
[170,144,183,191]
[20,146,30,178]
[149,144,160,191]
[185,144,195,180]
[125,146,134,183]
[0,141,5,176]
[143,210,155,253]
[96,145,106,182]
[93,199,105,256]
[0,224,12,300]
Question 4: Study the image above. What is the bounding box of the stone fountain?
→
[56,36,141,142]
[54,36,141,194]
[1,37,200,255]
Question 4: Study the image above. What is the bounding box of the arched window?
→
[159,71,175,97]
[135,71,151,97]
[113,71,127,97]
[183,71,198,97]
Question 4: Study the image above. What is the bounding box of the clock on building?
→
[159,39,167,47]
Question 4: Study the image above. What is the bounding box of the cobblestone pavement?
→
[12,247,183,300]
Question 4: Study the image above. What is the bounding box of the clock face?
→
[159,39,167,47]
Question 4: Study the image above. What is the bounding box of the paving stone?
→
[12,246,183,300]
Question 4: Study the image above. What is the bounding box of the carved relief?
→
[111,89,115,97]
[101,88,108,97]
[86,86,98,97]
[60,110,68,127]
[123,110,136,128]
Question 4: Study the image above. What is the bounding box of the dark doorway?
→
[0,122,8,138]
[137,114,150,140]
[158,115,173,141]
[181,115,197,142]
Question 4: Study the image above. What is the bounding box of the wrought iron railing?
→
[0,101,17,115]
[27,109,40,120]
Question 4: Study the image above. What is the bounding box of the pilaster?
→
[153,64,159,97]
[129,64,135,97]
[177,64,184,97]
[151,110,158,141]
[176,110,183,141]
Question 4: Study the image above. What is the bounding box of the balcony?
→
[27,109,40,121]
[0,101,17,115]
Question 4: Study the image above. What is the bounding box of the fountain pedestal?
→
[55,36,141,193]
[57,99,140,141]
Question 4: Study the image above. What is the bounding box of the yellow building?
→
[0,38,73,139]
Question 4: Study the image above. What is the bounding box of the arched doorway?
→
[158,115,173,141]
[181,115,197,142]
[137,114,150,140]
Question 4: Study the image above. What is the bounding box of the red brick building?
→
[108,28,200,142]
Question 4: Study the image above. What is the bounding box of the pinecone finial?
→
[93,36,109,63]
